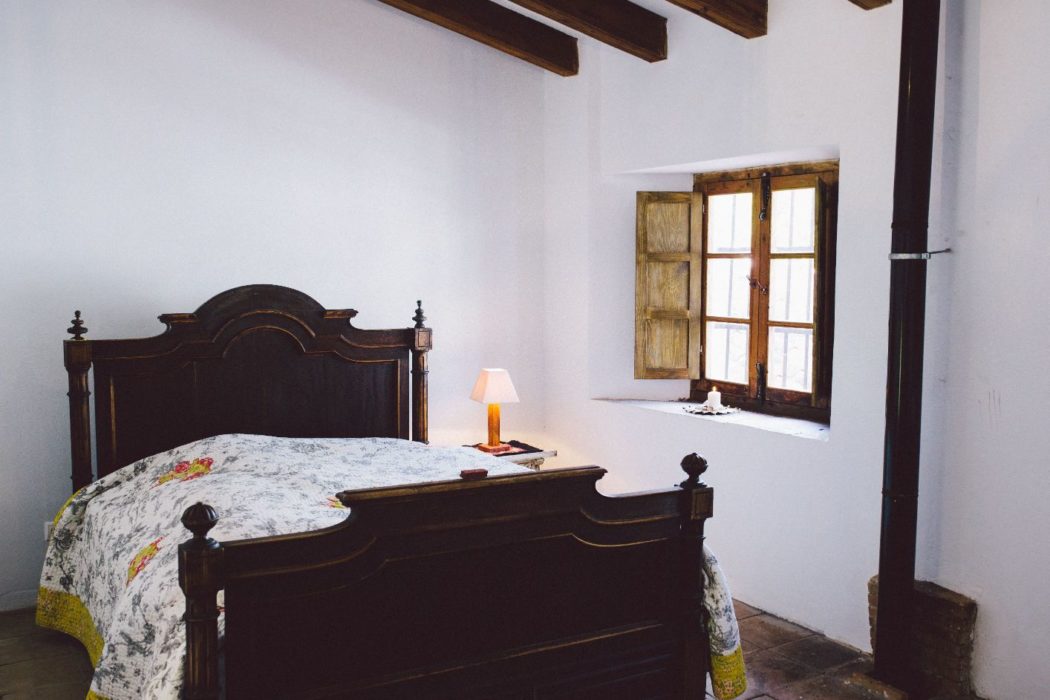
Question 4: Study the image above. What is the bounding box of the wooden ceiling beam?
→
[509,0,667,63]
[666,0,767,39]
[848,0,893,8]
[378,0,579,76]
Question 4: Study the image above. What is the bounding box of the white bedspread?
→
[38,434,526,700]
[39,433,745,699]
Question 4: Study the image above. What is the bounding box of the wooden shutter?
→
[635,192,703,379]
[813,174,836,409]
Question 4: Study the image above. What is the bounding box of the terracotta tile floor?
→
[725,599,883,700]
[2,601,879,699]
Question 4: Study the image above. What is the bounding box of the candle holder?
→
[684,403,740,416]
[684,388,740,416]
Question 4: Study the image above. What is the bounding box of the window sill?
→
[597,399,830,442]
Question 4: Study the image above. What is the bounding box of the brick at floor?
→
[868,576,981,700]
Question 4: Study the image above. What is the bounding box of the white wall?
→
[0,0,548,609]
[543,1,1050,698]
[543,0,901,652]
[5,1,1050,698]
[921,2,1050,697]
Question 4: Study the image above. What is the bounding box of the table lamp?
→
[470,368,519,453]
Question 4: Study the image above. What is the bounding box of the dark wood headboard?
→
[64,285,431,492]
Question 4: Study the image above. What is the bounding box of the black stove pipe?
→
[873,0,941,688]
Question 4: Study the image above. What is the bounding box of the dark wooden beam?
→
[379,0,578,76]
[849,0,893,9]
[666,0,767,39]
[509,0,667,62]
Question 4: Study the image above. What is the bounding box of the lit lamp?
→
[470,368,519,453]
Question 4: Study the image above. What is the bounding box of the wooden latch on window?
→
[756,362,767,403]
[746,275,769,295]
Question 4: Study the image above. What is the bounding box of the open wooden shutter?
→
[635,192,703,379]
[813,174,835,409]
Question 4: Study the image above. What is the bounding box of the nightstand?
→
[466,440,556,471]
[499,449,557,471]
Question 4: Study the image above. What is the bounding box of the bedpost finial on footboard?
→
[676,453,712,694]
[67,310,87,340]
[413,300,426,329]
[678,452,708,489]
[179,503,222,700]
[182,502,219,541]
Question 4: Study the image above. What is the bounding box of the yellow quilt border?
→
[36,587,108,699]
[40,487,111,698]
[711,644,747,699]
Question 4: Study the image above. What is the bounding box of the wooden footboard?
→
[179,457,713,699]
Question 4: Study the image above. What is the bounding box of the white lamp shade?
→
[470,368,519,405]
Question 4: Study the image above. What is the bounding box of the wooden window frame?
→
[689,161,838,422]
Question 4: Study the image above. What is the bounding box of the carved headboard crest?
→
[64,285,430,491]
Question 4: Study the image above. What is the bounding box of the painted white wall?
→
[543,1,1050,698]
[0,0,548,609]
[920,2,1050,697]
[5,1,1050,697]
[543,0,902,655]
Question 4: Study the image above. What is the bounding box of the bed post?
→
[65,311,93,492]
[411,300,431,444]
[677,453,713,695]
[179,503,223,700]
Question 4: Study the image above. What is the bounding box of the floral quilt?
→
[38,434,528,700]
[38,433,745,699]
[704,546,748,699]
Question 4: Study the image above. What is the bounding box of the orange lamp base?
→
[477,403,509,453]
[476,442,513,454]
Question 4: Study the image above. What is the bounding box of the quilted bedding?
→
[38,433,745,699]
[38,434,526,700]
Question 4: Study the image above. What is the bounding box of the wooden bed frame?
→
[64,285,713,699]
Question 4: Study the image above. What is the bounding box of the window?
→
[635,161,838,422]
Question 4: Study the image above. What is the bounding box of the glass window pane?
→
[705,322,749,385]
[708,193,752,253]
[768,327,813,392]
[771,188,815,253]
[768,258,814,323]
[706,258,751,319]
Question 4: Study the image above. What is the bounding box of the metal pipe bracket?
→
[888,248,951,261]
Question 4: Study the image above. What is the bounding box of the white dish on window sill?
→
[683,403,740,416]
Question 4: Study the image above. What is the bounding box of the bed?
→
[43,285,737,699]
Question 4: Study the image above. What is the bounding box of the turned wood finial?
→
[413,300,426,329]
[182,503,219,542]
[67,311,88,340]
[678,452,709,489]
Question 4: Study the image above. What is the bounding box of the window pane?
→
[768,258,814,323]
[768,327,813,392]
[771,188,815,253]
[706,258,751,319]
[705,322,749,385]
[708,193,752,253]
